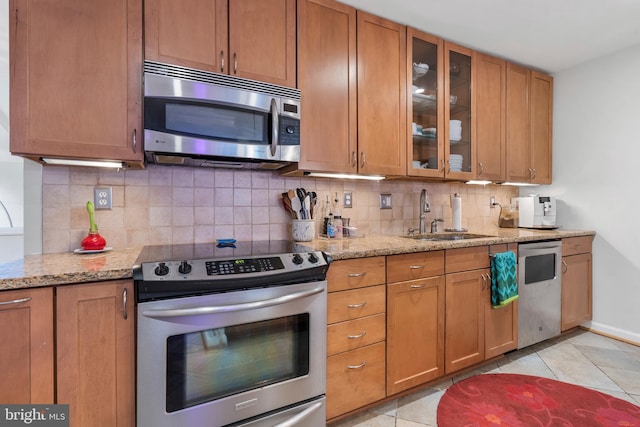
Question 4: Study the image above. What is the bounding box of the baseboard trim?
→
[580,322,640,347]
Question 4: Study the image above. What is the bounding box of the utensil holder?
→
[291,219,315,242]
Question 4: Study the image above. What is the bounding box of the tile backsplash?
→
[42,165,518,253]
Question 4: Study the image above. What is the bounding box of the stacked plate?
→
[450,120,462,142]
[449,154,463,172]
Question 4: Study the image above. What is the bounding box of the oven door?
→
[137,281,327,427]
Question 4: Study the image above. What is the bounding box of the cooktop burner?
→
[133,240,331,302]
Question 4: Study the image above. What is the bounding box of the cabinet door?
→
[229,0,297,87]
[485,296,518,358]
[474,53,506,182]
[0,288,53,404]
[445,269,486,373]
[357,11,407,176]
[505,63,531,183]
[297,0,357,173]
[10,0,143,165]
[145,0,228,72]
[407,28,445,178]
[561,253,592,331]
[530,71,553,184]
[444,42,474,179]
[57,280,135,427]
[387,277,445,395]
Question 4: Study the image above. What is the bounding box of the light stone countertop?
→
[0,228,595,291]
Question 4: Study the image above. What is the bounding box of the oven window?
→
[165,314,310,413]
[164,102,265,142]
[524,253,556,284]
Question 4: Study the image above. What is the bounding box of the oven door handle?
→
[141,286,325,318]
[273,400,324,427]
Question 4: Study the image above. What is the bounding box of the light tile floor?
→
[330,329,640,427]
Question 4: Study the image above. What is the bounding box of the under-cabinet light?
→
[501,182,540,187]
[304,172,385,181]
[465,180,492,185]
[41,158,124,169]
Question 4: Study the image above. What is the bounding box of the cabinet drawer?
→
[327,257,386,292]
[387,251,444,283]
[445,246,490,273]
[328,285,386,324]
[327,313,386,356]
[562,236,593,256]
[326,342,386,420]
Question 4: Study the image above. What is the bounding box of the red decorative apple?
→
[81,201,107,251]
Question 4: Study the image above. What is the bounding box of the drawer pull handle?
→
[347,361,366,369]
[562,260,568,274]
[0,297,31,306]
[409,265,424,270]
[347,302,366,309]
[410,284,426,289]
[348,331,367,339]
[347,272,366,277]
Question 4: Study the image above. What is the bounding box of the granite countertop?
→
[0,228,595,291]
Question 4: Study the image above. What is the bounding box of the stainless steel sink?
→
[402,233,495,241]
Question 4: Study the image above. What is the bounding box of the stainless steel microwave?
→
[143,61,301,169]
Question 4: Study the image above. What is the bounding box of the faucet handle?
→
[408,228,417,236]
[430,218,444,233]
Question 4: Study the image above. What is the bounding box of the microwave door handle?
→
[270,98,279,157]
[141,286,324,318]
[273,400,324,427]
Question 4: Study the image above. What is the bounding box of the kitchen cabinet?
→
[445,244,518,373]
[386,251,445,395]
[0,287,54,404]
[297,0,357,172]
[355,11,407,176]
[506,63,553,184]
[145,0,296,87]
[474,53,506,182]
[57,280,135,427]
[561,236,593,331]
[407,34,474,180]
[326,257,386,420]
[9,0,143,167]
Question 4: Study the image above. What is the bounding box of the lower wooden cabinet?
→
[561,236,593,331]
[387,276,445,395]
[57,280,135,427]
[326,342,386,419]
[0,287,54,404]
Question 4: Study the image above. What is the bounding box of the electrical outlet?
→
[94,187,112,210]
[343,192,353,208]
[490,195,496,208]
[380,193,392,209]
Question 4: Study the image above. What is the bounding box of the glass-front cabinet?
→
[407,29,474,179]
[444,42,474,179]
[407,29,444,178]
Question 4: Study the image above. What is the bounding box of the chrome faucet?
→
[419,189,431,234]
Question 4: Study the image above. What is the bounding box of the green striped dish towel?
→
[491,251,518,308]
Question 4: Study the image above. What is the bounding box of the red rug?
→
[437,373,640,426]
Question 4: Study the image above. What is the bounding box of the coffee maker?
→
[511,195,557,228]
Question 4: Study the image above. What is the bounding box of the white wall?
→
[536,44,640,343]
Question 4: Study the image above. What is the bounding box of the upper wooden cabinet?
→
[297,0,357,172]
[0,288,54,404]
[506,63,553,184]
[145,0,297,88]
[407,34,474,180]
[9,0,143,166]
[474,53,506,182]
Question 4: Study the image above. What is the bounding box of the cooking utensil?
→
[296,188,308,219]
[290,195,302,220]
[308,191,317,218]
[303,195,311,220]
[281,192,297,219]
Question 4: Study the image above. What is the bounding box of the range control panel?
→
[139,251,327,281]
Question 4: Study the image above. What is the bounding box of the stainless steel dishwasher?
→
[517,240,562,349]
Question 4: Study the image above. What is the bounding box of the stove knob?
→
[308,253,319,263]
[178,260,192,275]
[155,262,169,276]
[292,254,304,265]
